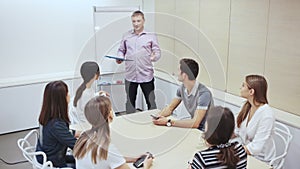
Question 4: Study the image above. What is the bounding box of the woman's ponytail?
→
[217,143,240,169]
[73,82,86,107]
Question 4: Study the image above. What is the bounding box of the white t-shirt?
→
[76,144,126,169]
[75,87,96,124]
[235,104,276,162]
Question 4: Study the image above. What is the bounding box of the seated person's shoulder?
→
[233,142,246,153]
[198,83,211,93]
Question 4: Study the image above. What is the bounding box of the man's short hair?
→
[179,58,199,80]
[132,10,145,20]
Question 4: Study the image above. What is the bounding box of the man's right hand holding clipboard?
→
[104,55,133,64]
[116,59,123,64]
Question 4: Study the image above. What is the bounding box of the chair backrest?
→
[17,129,74,169]
[17,129,54,169]
[269,122,293,169]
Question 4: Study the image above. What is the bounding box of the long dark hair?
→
[237,75,268,128]
[73,96,111,163]
[73,61,100,107]
[38,81,70,125]
[204,106,239,168]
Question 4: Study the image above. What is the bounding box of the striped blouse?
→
[191,142,247,169]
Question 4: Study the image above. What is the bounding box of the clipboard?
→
[105,55,133,61]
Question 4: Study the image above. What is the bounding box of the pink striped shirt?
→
[117,29,161,83]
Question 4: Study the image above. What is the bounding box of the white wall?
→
[0,0,95,134]
[0,0,96,87]
[1,0,298,168]
[0,0,155,134]
[0,77,82,134]
[0,0,154,87]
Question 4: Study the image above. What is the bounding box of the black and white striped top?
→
[191,142,247,169]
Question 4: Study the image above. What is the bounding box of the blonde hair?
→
[73,96,111,163]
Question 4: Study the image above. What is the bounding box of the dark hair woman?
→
[72,61,101,124]
[189,106,247,169]
[36,80,76,168]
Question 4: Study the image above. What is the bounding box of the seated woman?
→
[36,81,77,168]
[189,106,247,169]
[73,95,153,169]
[72,61,106,124]
[234,74,276,162]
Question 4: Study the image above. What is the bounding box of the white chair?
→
[269,122,293,169]
[17,129,72,169]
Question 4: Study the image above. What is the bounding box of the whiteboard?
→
[93,6,140,74]
[0,1,95,87]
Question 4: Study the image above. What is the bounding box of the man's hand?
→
[116,59,123,64]
[152,116,168,126]
[150,52,155,61]
[159,107,172,117]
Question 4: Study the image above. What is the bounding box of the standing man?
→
[117,10,161,113]
[153,58,213,131]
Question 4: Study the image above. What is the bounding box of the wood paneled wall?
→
[155,0,300,116]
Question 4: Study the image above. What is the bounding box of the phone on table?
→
[150,114,160,120]
[133,153,153,168]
